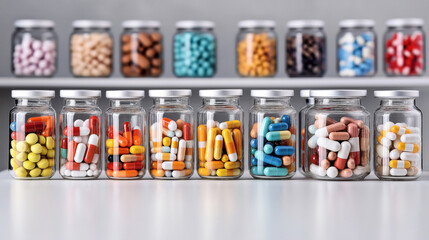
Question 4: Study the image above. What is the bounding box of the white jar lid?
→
[287,20,325,29]
[374,90,419,98]
[60,90,101,98]
[176,20,215,29]
[15,19,55,28]
[339,19,375,28]
[73,20,111,29]
[199,89,243,98]
[106,90,145,99]
[12,90,55,99]
[122,20,161,29]
[300,89,311,98]
[251,90,293,97]
[310,89,367,98]
[149,89,192,98]
[238,20,276,29]
[386,18,424,27]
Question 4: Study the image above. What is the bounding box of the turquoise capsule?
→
[162,146,171,153]
[251,148,257,155]
[61,149,67,159]
[258,117,271,137]
[264,167,288,176]
[274,146,295,156]
[254,151,282,167]
[251,166,265,176]
[167,131,175,138]
[263,143,273,154]
[266,130,291,141]
[269,123,289,132]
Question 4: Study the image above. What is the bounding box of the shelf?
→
[0,77,428,89]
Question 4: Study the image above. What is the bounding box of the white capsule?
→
[393,139,401,149]
[156,153,176,161]
[90,163,97,171]
[185,161,193,169]
[74,119,84,127]
[389,149,401,160]
[174,129,183,138]
[93,169,100,176]
[64,169,71,177]
[210,170,217,176]
[73,136,83,143]
[82,119,89,128]
[317,138,341,152]
[60,165,66,175]
[77,127,90,136]
[79,163,89,171]
[337,141,351,159]
[166,121,177,131]
[92,154,99,164]
[400,134,420,143]
[400,152,420,162]
[171,137,179,154]
[151,154,157,161]
[384,132,397,141]
[172,170,189,178]
[408,127,421,134]
[326,167,338,178]
[376,144,390,158]
[383,121,394,131]
[219,122,228,130]
[307,135,319,149]
[310,164,327,177]
[390,168,407,176]
[165,170,172,177]
[74,143,86,163]
[353,165,370,176]
[308,125,317,134]
[167,131,175,138]
[396,122,407,128]
[71,170,87,177]
[376,124,383,132]
[86,169,94,177]
[315,127,329,138]
[88,134,99,146]
[379,136,392,147]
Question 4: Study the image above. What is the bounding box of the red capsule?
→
[123,161,143,170]
[21,121,46,133]
[107,162,123,170]
[123,122,133,147]
[89,116,99,135]
[132,127,142,145]
[67,141,77,162]
[61,138,68,149]
[310,154,319,165]
[107,125,122,139]
[183,123,191,140]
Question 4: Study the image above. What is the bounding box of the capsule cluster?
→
[307,115,370,179]
[250,115,296,177]
[338,32,375,77]
[150,118,193,178]
[10,117,55,178]
[198,120,243,178]
[375,122,421,177]
[106,122,145,178]
[60,117,101,178]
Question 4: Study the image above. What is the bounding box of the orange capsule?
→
[113,170,138,178]
[151,161,162,169]
[107,147,130,155]
[132,127,142,146]
[232,129,243,161]
[151,169,165,177]
[118,135,129,147]
[205,161,224,170]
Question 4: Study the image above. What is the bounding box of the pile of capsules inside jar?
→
[150,118,193,178]
[250,115,295,177]
[307,115,370,179]
[198,120,243,178]
[10,117,55,178]
[60,116,100,178]
[375,122,421,177]
[106,122,145,178]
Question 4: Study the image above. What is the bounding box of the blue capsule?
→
[251,166,265,176]
[263,143,274,154]
[10,122,16,131]
[281,115,291,127]
[268,122,289,132]
[254,151,282,167]
[264,167,288,177]
[274,146,295,156]
[250,138,258,148]
[258,117,271,138]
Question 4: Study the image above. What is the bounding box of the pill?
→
[74,143,86,163]
[64,126,90,136]
[224,161,241,170]
[216,169,240,177]
[220,120,241,130]
[389,160,411,169]
[232,129,243,161]
[315,122,346,138]
[268,123,289,132]
[310,164,327,177]
[172,169,192,178]
[222,129,238,162]
[317,138,340,152]
[328,132,350,141]
[396,142,420,153]
[264,143,274,154]
[263,167,288,177]
[254,151,282,167]
[390,168,407,176]
[400,134,420,143]
[258,117,272,137]
[108,147,129,155]
[326,166,339,178]
[389,149,401,160]
[274,146,295,156]
[266,130,291,141]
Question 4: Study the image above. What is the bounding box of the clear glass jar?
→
[9,90,56,179]
[236,20,277,77]
[11,20,57,77]
[374,90,422,180]
[298,90,314,177]
[286,20,326,77]
[59,90,102,179]
[337,19,376,77]
[121,20,163,77]
[249,90,296,179]
[384,18,425,76]
[70,20,113,77]
[105,91,146,179]
[304,90,370,180]
[197,89,244,179]
[173,21,216,77]
[148,90,194,179]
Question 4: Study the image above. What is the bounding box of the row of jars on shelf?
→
[12,18,425,78]
[9,89,422,181]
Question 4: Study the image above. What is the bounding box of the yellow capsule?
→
[219,120,241,130]
[16,141,29,152]
[106,139,119,148]
[170,137,179,154]
[224,161,241,169]
[162,137,171,147]
[41,146,48,155]
[221,154,229,163]
[389,160,411,169]
[222,129,238,162]
[25,133,38,145]
[46,137,55,150]
[213,135,223,160]
[16,152,28,162]
[10,158,18,169]
[11,140,16,150]
[396,142,420,153]
[205,161,224,170]
[232,129,243,161]
[205,128,218,161]
[48,159,55,167]
[37,159,49,169]
[10,149,17,158]
[197,125,207,161]
[28,152,41,163]
[23,160,36,170]
[130,145,145,154]
[15,167,28,177]
[47,149,55,158]
[216,169,240,177]
[29,168,42,177]
[41,168,53,177]
[31,143,43,154]
[38,135,46,145]
[198,168,211,176]
[391,125,411,135]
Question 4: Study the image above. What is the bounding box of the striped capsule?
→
[170,137,179,154]
[390,125,411,135]
[177,140,186,161]
[213,135,223,160]
[205,127,218,161]
[232,129,243,161]
[397,142,420,153]
[197,125,207,161]
[219,120,241,130]
[216,169,240,177]
[389,160,411,169]
[156,153,176,161]
[222,129,238,162]
[266,130,291,141]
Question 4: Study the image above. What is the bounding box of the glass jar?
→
[148,89,194,179]
[11,20,57,77]
[9,90,56,179]
[105,91,146,179]
[374,90,422,180]
[298,90,314,176]
[249,90,296,179]
[121,20,163,77]
[59,90,102,179]
[173,21,216,77]
[304,90,370,180]
[70,20,113,77]
[236,20,277,77]
[337,19,376,77]
[286,20,326,77]
[384,18,425,76]
[197,89,244,179]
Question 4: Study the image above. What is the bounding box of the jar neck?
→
[203,97,239,106]
[315,98,361,105]
[110,99,141,107]
[254,97,291,106]
[154,97,189,106]
[380,98,415,106]
[65,98,98,107]
[16,98,52,107]
[306,98,315,105]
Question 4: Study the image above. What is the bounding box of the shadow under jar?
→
[70,20,113,77]
[249,90,297,179]
[298,90,314,177]
[121,20,163,77]
[9,90,56,179]
[148,90,194,179]
[59,90,102,179]
[286,20,326,77]
[105,91,146,179]
[197,89,244,179]
[11,20,57,77]
[374,90,422,180]
[304,90,371,180]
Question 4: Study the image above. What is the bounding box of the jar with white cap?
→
[298,89,314,176]
[197,89,244,179]
[304,90,371,180]
[59,90,102,179]
[148,89,194,179]
[9,90,56,179]
[121,20,163,77]
[173,21,216,77]
[384,18,425,76]
[236,20,277,77]
[249,90,296,179]
[374,90,422,180]
[70,20,113,77]
[286,20,326,77]
[105,91,146,179]
[11,20,57,77]
[337,19,376,77]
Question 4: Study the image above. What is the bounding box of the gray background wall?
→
[0,0,427,171]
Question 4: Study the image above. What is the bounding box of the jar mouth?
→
[15,19,55,29]
[60,90,101,99]
[310,89,367,98]
[106,90,145,99]
[238,20,276,29]
[176,20,215,30]
[339,19,375,28]
[199,89,243,98]
[251,89,294,98]
[122,20,161,29]
[374,90,419,98]
[73,20,111,29]
[12,90,55,99]
[287,20,325,29]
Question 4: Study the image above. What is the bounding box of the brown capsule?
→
[326,122,346,134]
[150,32,162,42]
[132,54,150,69]
[360,151,369,166]
[340,117,364,128]
[145,48,156,58]
[347,158,356,169]
[282,156,292,166]
[250,123,260,139]
[360,125,370,151]
[320,159,330,170]
[152,58,162,67]
[339,168,353,178]
[327,152,337,161]
[347,123,359,138]
[121,54,131,64]
[329,132,350,141]
[154,44,162,53]
[138,33,152,47]
[122,34,131,43]
[301,128,305,136]
[151,68,161,77]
